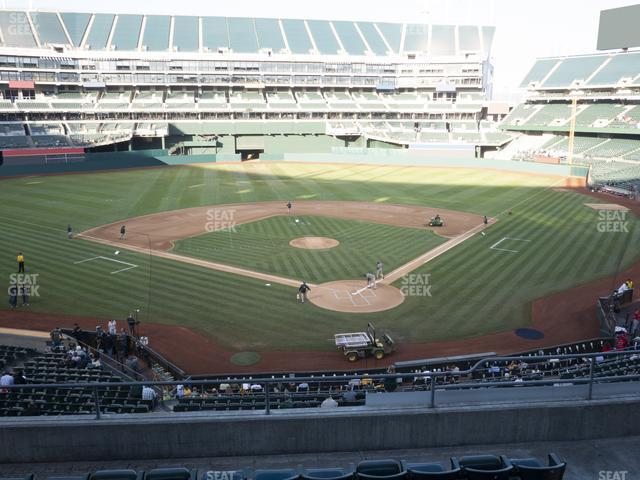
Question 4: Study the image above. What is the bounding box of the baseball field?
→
[1,161,638,372]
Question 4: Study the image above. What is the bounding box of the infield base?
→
[308,280,404,313]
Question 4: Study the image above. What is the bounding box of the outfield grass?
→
[0,162,638,351]
[173,215,444,283]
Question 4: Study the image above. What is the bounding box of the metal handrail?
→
[2,349,639,419]
[7,349,639,389]
[59,333,145,383]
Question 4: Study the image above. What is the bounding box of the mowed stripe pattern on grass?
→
[0,162,637,351]
[173,215,444,283]
[391,188,640,340]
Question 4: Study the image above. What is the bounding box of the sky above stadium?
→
[1,0,635,102]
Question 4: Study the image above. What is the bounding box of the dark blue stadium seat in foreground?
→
[509,453,566,480]
[144,469,196,480]
[47,476,90,480]
[90,470,142,480]
[451,455,513,480]
[301,468,353,480]
[356,460,403,477]
[403,461,461,479]
[254,469,299,480]
[356,473,405,480]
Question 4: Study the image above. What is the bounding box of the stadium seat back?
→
[456,455,502,470]
[405,463,460,479]
[464,467,512,480]
[356,474,405,480]
[254,469,299,480]
[301,469,352,480]
[512,461,566,480]
[356,460,403,477]
[145,468,196,480]
[90,470,141,480]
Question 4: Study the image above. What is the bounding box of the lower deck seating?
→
[0,345,33,370]
[1,350,153,416]
[172,390,365,412]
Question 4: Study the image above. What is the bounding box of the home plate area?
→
[334,285,377,307]
[308,280,404,313]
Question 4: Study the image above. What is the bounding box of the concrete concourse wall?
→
[1,398,639,463]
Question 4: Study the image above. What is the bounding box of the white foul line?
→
[490,237,531,253]
[74,256,139,274]
[352,285,370,296]
[332,286,376,307]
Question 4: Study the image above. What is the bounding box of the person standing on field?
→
[17,252,25,273]
[376,261,384,280]
[8,284,17,309]
[127,313,137,337]
[67,224,73,239]
[298,282,311,303]
[20,283,29,307]
[366,272,376,289]
[120,225,126,240]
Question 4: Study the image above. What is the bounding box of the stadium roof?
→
[519,49,640,89]
[0,10,495,57]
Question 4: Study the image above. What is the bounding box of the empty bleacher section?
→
[0,344,31,371]
[0,10,506,158]
[574,103,626,127]
[498,48,640,193]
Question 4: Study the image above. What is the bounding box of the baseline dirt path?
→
[81,201,481,252]
[78,200,485,293]
[383,221,492,283]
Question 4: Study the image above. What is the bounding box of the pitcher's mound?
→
[308,280,404,313]
[290,237,339,250]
